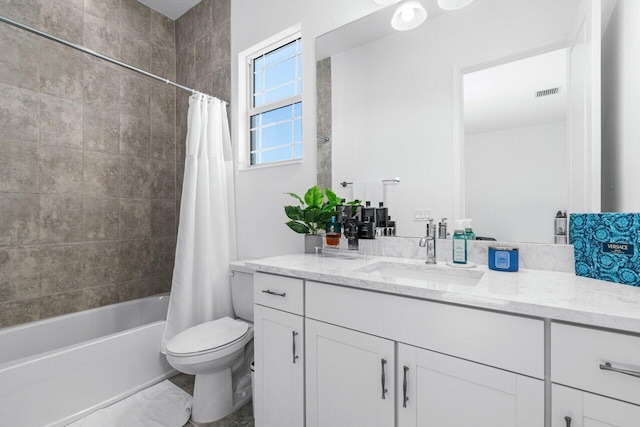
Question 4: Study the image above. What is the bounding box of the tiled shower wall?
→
[0,0,178,327]
[175,0,230,172]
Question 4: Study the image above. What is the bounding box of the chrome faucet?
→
[419,218,437,264]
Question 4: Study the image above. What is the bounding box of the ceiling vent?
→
[535,87,561,98]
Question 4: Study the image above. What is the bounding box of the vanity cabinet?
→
[253,274,304,427]
[305,319,395,427]
[551,323,640,426]
[551,384,640,427]
[398,344,543,427]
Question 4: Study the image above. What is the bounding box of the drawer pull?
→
[402,366,409,408]
[292,331,299,364]
[599,362,640,379]
[262,289,286,297]
[564,416,571,427]
[381,359,388,399]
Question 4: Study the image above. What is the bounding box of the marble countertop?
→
[245,253,640,334]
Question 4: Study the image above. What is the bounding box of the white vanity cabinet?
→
[253,273,304,427]
[551,323,640,427]
[305,319,395,427]
[398,344,543,427]
[305,280,545,427]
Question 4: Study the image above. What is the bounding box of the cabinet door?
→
[306,319,395,427]
[254,305,304,427]
[398,343,543,427]
[552,384,640,427]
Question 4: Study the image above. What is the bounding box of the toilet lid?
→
[166,317,249,355]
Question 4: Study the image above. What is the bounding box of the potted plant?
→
[284,185,340,253]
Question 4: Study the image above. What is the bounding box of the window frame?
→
[245,32,303,168]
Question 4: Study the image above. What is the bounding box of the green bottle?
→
[452,220,467,264]
[465,219,476,241]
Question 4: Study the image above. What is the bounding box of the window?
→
[248,37,302,166]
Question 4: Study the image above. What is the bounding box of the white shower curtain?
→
[161,95,237,352]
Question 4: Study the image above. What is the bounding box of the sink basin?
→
[356,261,484,287]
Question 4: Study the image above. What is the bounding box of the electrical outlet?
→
[413,209,431,222]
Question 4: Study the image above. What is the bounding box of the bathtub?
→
[0,295,176,426]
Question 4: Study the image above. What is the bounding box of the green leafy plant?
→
[284,186,340,235]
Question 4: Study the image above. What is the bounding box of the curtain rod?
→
[0,14,229,105]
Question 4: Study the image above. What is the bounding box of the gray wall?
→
[0,0,179,327]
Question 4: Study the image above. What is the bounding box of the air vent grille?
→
[536,87,560,98]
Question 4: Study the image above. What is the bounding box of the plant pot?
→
[304,234,324,254]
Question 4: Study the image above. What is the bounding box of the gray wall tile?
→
[121,29,151,71]
[83,151,119,197]
[83,197,119,241]
[83,12,120,60]
[151,121,176,162]
[83,57,121,108]
[150,9,175,50]
[151,199,175,238]
[175,7,195,52]
[119,239,150,281]
[120,113,151,159]
[39,146,83,194]
[83,284,119,309]
[176,45,196,87]
[193,0,213,42]
[151,82,176,125]
[0,246,40,282]
[150,236,175,276]
[195,34,214,79]
[84,101,120,154]
[120,72,150,113]
[0,300,39,327]
[39,195,83,244]
[0,83,39,143]
[39,243,84,294]
[39,40,84,101]
[212,21,231,70]
[211,65,231,102]
[83,241,119,286]
[0,140,39,193]
[39,290,84,318]
[0,194,40,246]
[39,93,83,149]
[0,0,41,27]
[83,0,120,25]
[0,278,40,303]
[212,0,230,28]
[119,156,151,198]
[117,277,152,302]
[39,0,84,45]
[120,0,150,42]
[119,198,150,239]
[151,45,176,81]
[0,25,39,90]
[150,161,175,199]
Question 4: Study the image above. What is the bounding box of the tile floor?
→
[169,373,254,427]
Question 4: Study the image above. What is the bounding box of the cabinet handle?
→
[381,359,388,399]
[599,362,640,379]
[402,366,409,408]
[292,331,299,364]
[262,289,286,297]
[564,416,571,427]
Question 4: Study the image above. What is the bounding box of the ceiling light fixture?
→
[437,0,475,11]
[391,1,427,31]
[374,0,402,4]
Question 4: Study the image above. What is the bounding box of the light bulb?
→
[401,6,416,22]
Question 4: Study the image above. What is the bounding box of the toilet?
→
[166,270,254,424]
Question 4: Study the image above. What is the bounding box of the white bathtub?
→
[0,295,176,426]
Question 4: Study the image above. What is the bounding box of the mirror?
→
[316,0,638,243]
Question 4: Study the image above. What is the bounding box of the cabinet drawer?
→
[552,322,640,405]
[306,281,544,379]
[254,273,304,315]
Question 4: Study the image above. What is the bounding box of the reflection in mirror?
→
[464,49,568,243]
[316,0,640,243]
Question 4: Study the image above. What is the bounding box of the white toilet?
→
[166,270,254,424]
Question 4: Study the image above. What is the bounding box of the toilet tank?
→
[231,270,254,322]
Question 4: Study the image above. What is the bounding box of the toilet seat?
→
[166,317,250,357]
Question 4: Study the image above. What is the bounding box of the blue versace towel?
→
[570,213,640,286]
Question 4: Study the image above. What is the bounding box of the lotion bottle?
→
[452,220,467,264]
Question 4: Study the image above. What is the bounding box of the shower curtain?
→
[161,95,237,352]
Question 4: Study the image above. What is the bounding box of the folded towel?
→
[352,181,383,206]
[68,380,192,427]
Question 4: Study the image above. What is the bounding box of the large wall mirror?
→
[316,0,639,243]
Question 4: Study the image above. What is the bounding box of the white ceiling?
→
[137,0,201,20]
[464,48,568,135]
